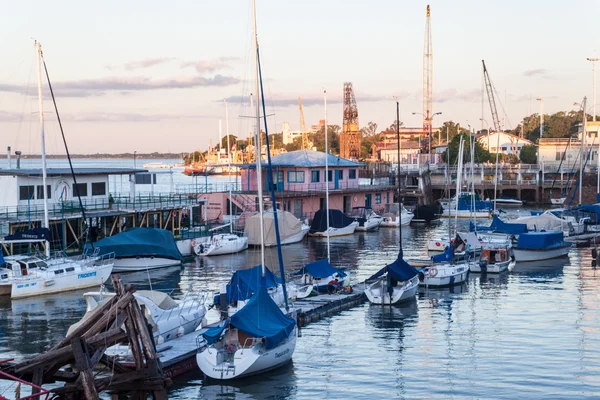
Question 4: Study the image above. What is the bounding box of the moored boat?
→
[308,209,358,237]
[380,203,414,227]
[512,231,571,262]
[349,206,383,232]
[193,233,248,257]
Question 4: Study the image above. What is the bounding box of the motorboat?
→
[89,228,183,272]
[490,196,524,207]
[380,204,414,227]
[308,209,358,237]
[365,258,419,305]
[441,193,493,219]
[245,210,309,246]
[414,245,471,287]
[512,231,571,262]
[193,233,248,257]
[550,197,566,205]
[411,203,443,224]
[68,289,207,359]
[290,259,347,298]
[0,252,114,299]
[349,207,383,232]
[470,242,515,273]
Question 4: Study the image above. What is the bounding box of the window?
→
[73,183,88,197]
[65,267,75,272]
[375,193,382,204]
[311,170,320,183]
[556,151,564,161]
[54,269,65,275]
[288,171,305,183]
[327,170,333,182]
[19,185,34,201]
[337,170,343,180]
[92,182,106,196]
[501,147,507,151]
[349,169,357,179]
[36,185,51,200]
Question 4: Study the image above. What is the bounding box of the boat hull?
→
[10,264,113,299]
[195,236,249,257]
[380,213,414,227]
[365,275,419,305]
[355,217,383,232]
[111,257,181,272]
[512,245,571,262]
[265,225,309,247]
[427,239,449,252]
[419,263,470,287]
[441,210,491,218]
[470,260,511,273]
[308,221,358,237]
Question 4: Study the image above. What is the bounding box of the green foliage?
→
[310,125,340,154]
[285,136,303,152]
[439,121,462,144]
[219,135,238,152]
[504,154,520,165]
[519,144,537,164]
[443,133,492,165]
[360,121,378,137]
[510,110,586,142]
[361,133,382,159]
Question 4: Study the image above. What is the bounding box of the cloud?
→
[523,68,547,77]
[105,57,177,71]
[221,91,406,107]
[181,56,240,73]
[435,88,481,103]
[0,110,215,123]
[0,74,240,97]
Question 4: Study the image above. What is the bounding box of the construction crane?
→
[298,97,310,150]
[340,82,361,160]
[422,4,433,149]
[482,60,502,132]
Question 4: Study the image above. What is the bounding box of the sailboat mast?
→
[35,41,50,258]
[580,97,587,206]
[454,137,464,233]
[225,101,233,234]
[324,90,331,261]
[396,102,402,257]
[493,128,500,212]
[252,0,265,274]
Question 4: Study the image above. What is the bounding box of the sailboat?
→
[291,90,349,299]
[196,1,297,378]
[364,103,419,305]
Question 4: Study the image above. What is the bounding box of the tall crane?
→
[482,60,502,132]
[340,82,361,160]
[298,97,310,150]
[422,4,433,148]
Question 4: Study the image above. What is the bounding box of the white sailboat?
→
[380,203,414,227]
[365,103,419,305]
[196,2,297,378]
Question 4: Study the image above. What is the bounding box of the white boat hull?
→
[197,326,297,380]
[194,235,249,257]
[355,216,383,232]
[10,264,113,299]
[176,238,201,257]
[469,259,513,273]
[309,221,358,237]
[427,239,449,252]
[111,257,181,272]
[492,199,523,206]
[512,245,571,262]
[441,209,491,219]
[419,263,470,286]
[380,213,414,227]
[265,225,309,247]
[365,275,419,305]
[550,198,566,205]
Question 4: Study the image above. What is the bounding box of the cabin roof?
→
[0,167,147,177]
[239,150,364,169]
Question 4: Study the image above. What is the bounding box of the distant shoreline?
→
[14,153,184,160]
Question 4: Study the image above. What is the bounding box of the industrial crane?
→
[298,97,310,150]
[482,60,502,132]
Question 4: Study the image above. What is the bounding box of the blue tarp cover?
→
[366,256,418,282]
[309,209,356,234]
[87,228,183,260]
[202,320,228,345]
[597,194,600,203]
[0,249,5,267]
[218,265,282,304]
[230,285,296,350]
[457,199,493,211]
[294,259,347,279]
[474,215,528,235]
[516,231,566,250]
[431,245,454,263]
[4,227,51,241]
[578,203,600,216]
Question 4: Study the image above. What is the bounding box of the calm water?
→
[1,219,599,399]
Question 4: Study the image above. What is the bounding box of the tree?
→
[361,133,382,159]
[285,136,302,152]
[310,125,340,154]
[519,144,537,164]
[439,121,461,144]
[504,154,519,165]
[220,135,238,152]
[360,121,378,137]
[443,133,492,164]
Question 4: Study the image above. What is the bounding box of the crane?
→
[298,97,310,150]
[482,60,502,132]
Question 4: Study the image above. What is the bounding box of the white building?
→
[282,122,305,145]
[477,131,534,155]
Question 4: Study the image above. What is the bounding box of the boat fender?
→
[191,239,198,248]
[428,267,438,278]
[176,326,184,338]
[156,335,165,345]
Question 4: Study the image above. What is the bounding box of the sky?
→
[0,0,599,155]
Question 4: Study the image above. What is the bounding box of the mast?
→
[580,97,587,205]
[396,102,402,258]
[35,41,50,258]
[493,126,500,212]
[325,90,331,261]
[252,0,265,274]
[225,100,233,234]
[454,137,464,235]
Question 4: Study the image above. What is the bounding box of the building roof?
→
[0,167,147,177]
[241,150,364,168]
[476,131,534,144]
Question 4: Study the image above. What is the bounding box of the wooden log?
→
[130,302,161,377]
[98,353,132,374]
[82,294,134,339]
[71,337,98,400]
[124,301,144,370]
[31,367,43,399]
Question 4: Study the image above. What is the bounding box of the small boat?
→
[245,210,309,246]
[90,228,183,272]
[0,252,114,299]
[308,209,358,237]
[427,239,449,252]
[491,196,524,206]
[380,204,414,227]
[415,245,471,287]
[143,162,173,169]
[291,259,347,298]
[411,203,443,224]
[365,258,419,305]
[470,242,515,273]
[550,197,566,205]
[193,233,248,257]
[349,207,383,232]
[442,193,493,219]
[512,231,571,262]
[68,289,208,355]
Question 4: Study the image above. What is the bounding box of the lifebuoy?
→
[428,267,438,278]
[191,239,198,247]
[435,242,440,247]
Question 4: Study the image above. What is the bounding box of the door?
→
[343,195,351,214]
[365,194,372,208]
[293,199,303,219]
[334,170,340,190]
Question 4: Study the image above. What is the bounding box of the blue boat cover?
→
[86,228,183,261]
[457,198,493,211]
[4,227,51,241]
[230,285,296,350]
[217,264,282,304]
[516,231,566,250]
[293,259,347,279]
[472,215,528,235]
[597,194,600,203]
[0,249,5,267]
[530,210,544,216]
[431,245,454,263]
[201,320,228,345]
[366,256,418,282]
[578,203,600,216]
[309,209,356,234]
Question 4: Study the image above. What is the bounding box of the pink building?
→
[201,150,395,225]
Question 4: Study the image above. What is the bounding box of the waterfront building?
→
[477,131,534,156]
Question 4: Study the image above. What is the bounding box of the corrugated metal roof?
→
[240,150,363,169]
[0,168,147,177]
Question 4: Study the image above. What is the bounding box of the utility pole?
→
[587,57,599,121]
[537,98,544,137]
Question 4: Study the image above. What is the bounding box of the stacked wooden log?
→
[0,275,169,399]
